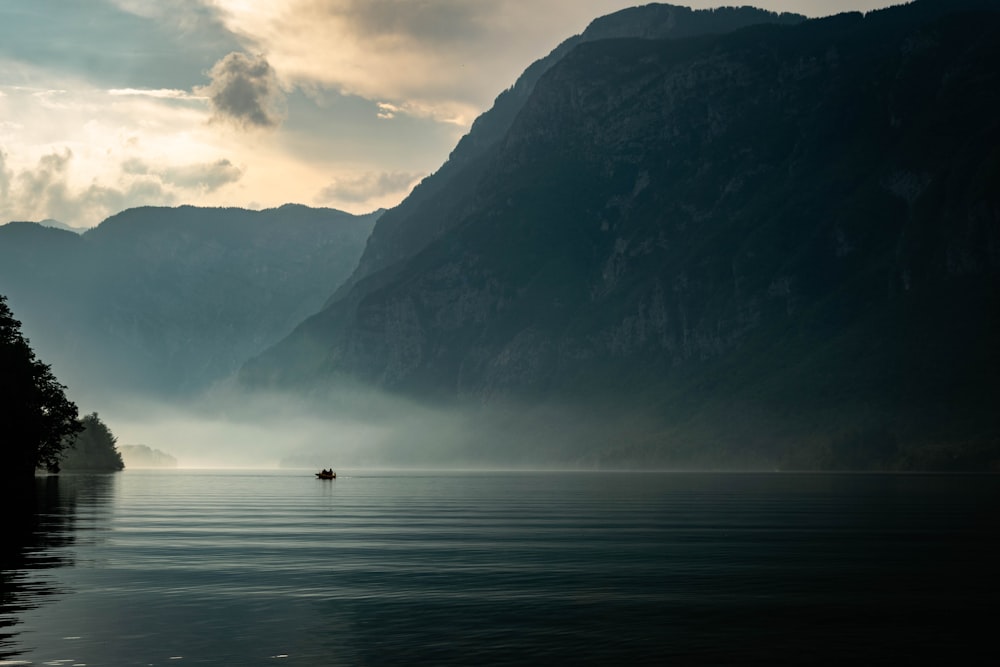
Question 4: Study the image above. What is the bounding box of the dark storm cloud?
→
[196,52,285,129]
[318,171,421,204]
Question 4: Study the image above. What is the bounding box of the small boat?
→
[315,470,337,479]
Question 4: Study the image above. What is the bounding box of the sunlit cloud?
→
[109,88,203,100]
[0,79,254,226]
[376,102,399,120]
[0,147,173,227]
[1,68,318,226]
[317,170,421,205]
[376,100,470,126]
[122,157,244,192]
[0,146,256,227]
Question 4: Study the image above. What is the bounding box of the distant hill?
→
[242,1,1000,470]
[120,444,178,468]
[36,219,84,234]
[0,205,379,399]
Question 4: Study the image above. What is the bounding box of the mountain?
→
[0,205,379,399]
[38,219,84,234]
[331,4,805,303]
[242,1,1000,470]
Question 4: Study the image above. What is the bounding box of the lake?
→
[3,470,998,665]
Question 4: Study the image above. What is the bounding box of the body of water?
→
[2,470,998,665]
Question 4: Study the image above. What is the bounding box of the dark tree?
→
[0,294,82,479]
[60,413,125,472]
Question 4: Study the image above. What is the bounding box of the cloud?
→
[337,0,490,43]
[375,100,466,125]
[0,147,247,227]
[162,159,244,191]
[317,171,421,204]
[109,88,201,100]
[376,102,400,120]
[195,52,285,129]
[0,150,10,201]
[123,157,244,192]
[0,148,172,226]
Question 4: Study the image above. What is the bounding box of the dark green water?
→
[2,470,998,665]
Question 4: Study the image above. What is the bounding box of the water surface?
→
[3,470,998,665]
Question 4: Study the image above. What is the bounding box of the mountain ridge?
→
[329,4,807,306]
[0,204,380,400]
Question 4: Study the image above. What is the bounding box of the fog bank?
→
[84,382,673,471]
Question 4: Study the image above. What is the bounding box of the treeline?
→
[1,294,123,480]
[60,413,124,472]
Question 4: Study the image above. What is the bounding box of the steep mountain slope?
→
[243,0,1000,469]
[0,205,378,399]
[332,4,805,303]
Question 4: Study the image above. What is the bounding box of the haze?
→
[81,380,669,470]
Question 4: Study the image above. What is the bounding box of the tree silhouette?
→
[0,294,82,479]
[60,413,125,472]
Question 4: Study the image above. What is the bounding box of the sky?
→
[1,0,904,229]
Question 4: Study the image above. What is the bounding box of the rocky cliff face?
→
[333,4,805,304]
[244,1,1000,469]
[0,205,378,399]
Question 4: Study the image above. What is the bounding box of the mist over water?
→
[91,383,634,471]
[93,386,444,470]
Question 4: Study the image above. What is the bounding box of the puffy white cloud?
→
[0,148,173,226]
[0,150,252,227]
[0,73,258,226]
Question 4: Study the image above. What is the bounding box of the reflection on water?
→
[0,473,117,659]
[1,471,998,665]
